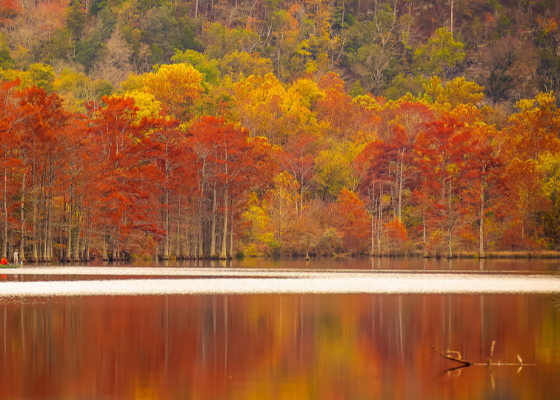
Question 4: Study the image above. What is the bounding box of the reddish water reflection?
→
[0,294,558,399]
[19,256,560,272]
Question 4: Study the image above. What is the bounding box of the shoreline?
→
[0,271,558,297]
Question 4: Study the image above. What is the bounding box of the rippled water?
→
[0,259,558,399]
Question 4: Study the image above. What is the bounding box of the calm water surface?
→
[0,258,558,400]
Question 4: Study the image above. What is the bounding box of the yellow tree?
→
[267,171,299,250]
[233,74,320,146]
[499,92,560,247]
[142,64,204,121]
[502,92,560,162]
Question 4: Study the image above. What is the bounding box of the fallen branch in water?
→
[433,345,472,366]
[434,340,536,373]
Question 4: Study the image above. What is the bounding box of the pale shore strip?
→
[0,272,558,297]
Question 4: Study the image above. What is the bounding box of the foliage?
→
[414,28,465,77]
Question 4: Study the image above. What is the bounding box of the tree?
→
[0,80,30,258]
[335,188,370,254]
[414,27,464,77]
[536,152,560,246]
[281,134,318,215]
[65,0,86,40]
[94,27,134,86]
[463,123,503,257]
[218,51,274,82]
[142,63,204,121]
[416,111,472,257]
[187,116,274,259]
[480,37,538,103]
[502,92,560,162]
[86,95,162,260]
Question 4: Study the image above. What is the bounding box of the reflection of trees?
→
[0,293,556,399]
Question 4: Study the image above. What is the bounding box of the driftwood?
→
[433,346,472,366]
[434,340,535,374]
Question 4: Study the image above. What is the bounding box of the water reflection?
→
[0,294,558,399]
[19,257,560,272]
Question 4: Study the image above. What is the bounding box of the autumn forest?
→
[1,0,560,261]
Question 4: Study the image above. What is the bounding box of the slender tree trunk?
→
[84,216,90,261]
[8,229,13,262]
[102,229,108,261]
[2,155,7,258]
[66,192,72,262]
[176,198,181,259]
[229,198,234,259]
[219,184,228,259]
[19,172,25,261]
[371,207,375,256]
[422,204,428,256]
[197,220,203,259]
[479,174,485,258]
[378,186,383,256]
[447,181,452,259]
[73,209,81,262]
[185,213,191,259]
[46,157,54,262]
[370,182,375,256]
[300,178,304,215]
[46,189,53,262]
[31,162,38,262]
[163,189,170,260]
[398,151,404,222]
[42,189,47,261]
[210,184,217,257]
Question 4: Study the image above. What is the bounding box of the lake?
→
[0,258,558,399]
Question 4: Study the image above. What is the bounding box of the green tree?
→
[66,0,86,40]
[413,27,464,77]
[171,49,221,84]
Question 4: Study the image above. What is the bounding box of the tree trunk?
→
[219,184,228,259]
[398,151,404,222]
[2,155,7,258]
[229,199,234,259]
[197,221,203,259]
[31,172,38,262]
[185,213,191,259]
[41,188,47,261]
[162,189,170,260]
[84,217,90,261]
[66,194,72,262]
[46,189,53,262]
[447,181,452,259]
[378,186,383,256]
[73,209,81,262]
[102,230,108,261]
[210,184,217,257]
[423,206,427,256]
[300,178,304,215]
[479,175,485,258]
[176,198,181,259]
[19,172,25,261]
[46,158,54,262]
[8,229,13,262]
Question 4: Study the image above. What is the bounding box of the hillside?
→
[0,0,558,106]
